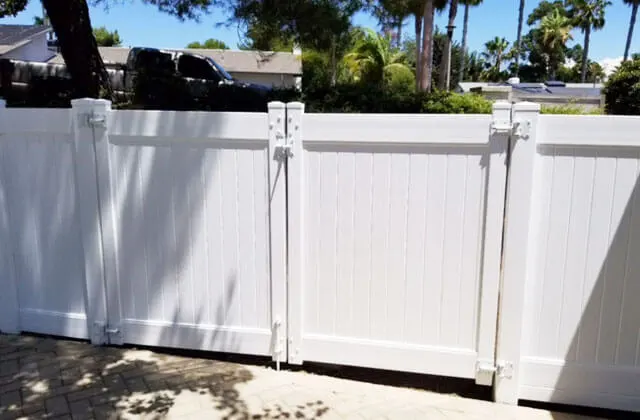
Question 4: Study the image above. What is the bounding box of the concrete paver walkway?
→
[0,335,599,419]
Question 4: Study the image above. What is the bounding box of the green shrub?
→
[384,66,415,94]
[541,104,602,114]
[604,58,640,115]
[421,91,492,114]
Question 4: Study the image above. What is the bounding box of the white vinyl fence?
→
[0,99,639,413]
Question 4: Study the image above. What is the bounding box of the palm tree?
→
[539,9,574,79]
[345,28,411,85]
[374,0,411,48]
[465,51,486,81]
[418,0,447,91]
[624,0,640,61]
[419,0,435,91]
[458,0,483,83]
[410,0,424,90]
[514,0,526,75]
[482,36,509,80]
[566,0,611,82]
[439,0,459,90]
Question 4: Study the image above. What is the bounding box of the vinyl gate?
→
[2,99,640,413]
[285,103,509,384]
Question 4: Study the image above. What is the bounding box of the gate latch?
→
[490,120,531,139]
[475,360,513,385]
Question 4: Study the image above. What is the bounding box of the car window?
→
[133,50,174,74]
[178,55,219,81]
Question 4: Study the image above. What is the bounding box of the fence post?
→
[71,98,111,345]
[286,102,305,365]
[0,99,20,334]
[268,101,288,366]
[494,102,541,404]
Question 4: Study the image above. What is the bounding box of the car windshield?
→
[206,57,234,81]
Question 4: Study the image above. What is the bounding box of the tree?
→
[33,15,44,25]
[539,8,573,79]
[238,22,294,51]
[229,0,363,85]
[344,28,410,85]
[186,38,229,49]
[373,0,410,47]
[482,36,509,81]
[624,0,640,61]
[93,26,122,47]
[409,0,424,90]
[458,0,482,83]
[439,0,459,90]
[527,0,565,25]
[419,0,435,91]
[514,0,525,75]
[566,0,611,82]
[604,56,640,114]
[465,51,486,81]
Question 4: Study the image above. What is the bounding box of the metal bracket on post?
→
[512,120,531,139]
[490,120,531,139]
[475,360,514,385]
[272,316,283,371]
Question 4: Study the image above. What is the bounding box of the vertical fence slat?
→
[268,102,288,364]
[0,99,20,334]
[286,102,305,364]
[494,102,541,404]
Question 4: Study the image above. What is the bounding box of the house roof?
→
[0,24,51,54]
[48,47,302,75]
[458,81,602,98]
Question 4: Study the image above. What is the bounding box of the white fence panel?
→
[98,106,287,358]
[500,113,640,412]
[287,104,509,381]
[0,107,89,338]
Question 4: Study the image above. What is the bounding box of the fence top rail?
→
[301,113,493,145]
[108,110,270,143]
[538,114,640,147]
[1,108,72,136]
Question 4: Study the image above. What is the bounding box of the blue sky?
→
[1,0,638,62]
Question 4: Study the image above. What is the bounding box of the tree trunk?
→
[624,3,639,61]
[581,25,591,83]
[458,3,469,84]
[42,0,111,98]
[515,0,525,75]
[428,7,435,87]
[440,0,458,90]
[330,36,337,86]
[415,13,423,91]
[397,17,403,48]
[419,0,435,91]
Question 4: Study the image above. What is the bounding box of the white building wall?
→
[2,33,54,62]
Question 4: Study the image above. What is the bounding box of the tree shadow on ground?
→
[0,335,328,419]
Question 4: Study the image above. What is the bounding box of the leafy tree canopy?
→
[93,26,122,46]
[227,0,364,51]
[186,38,229,49]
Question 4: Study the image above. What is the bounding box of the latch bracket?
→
[490,119,531,139]
[475,360,514,385]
